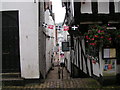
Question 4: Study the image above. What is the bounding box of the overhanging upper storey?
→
[63,0,120,24]
[74,0,120,24]
[62,0,120,35]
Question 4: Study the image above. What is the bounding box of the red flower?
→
[98,30,101,33]
[63,26,69,31]
[88,30,92,34]
[101,31,104,33]
[107,38,112,40]
[93,43,96,45]
[86,36,89,39]
[92,60,96,64]
[91,38,94,40]
[89,43,96,46]
[48,25,54,29]
[117,35,120,37]
[94,35,98,38]
[100,36,104,38]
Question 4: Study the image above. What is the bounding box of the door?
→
[2,11,20,73]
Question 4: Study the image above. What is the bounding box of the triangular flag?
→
[42,22,47,28]
[48,25,54,29]
[63,26,69,31]
[56,26,61,30]
[71,25,78,30]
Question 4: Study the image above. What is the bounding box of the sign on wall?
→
[102,48,117,76]
[103,59,116,76]
[62,42,69,52]
[53,46,58,52]
[102,48,116,59]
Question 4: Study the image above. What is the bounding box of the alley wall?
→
[2,1,40,78]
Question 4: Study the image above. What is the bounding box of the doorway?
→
[2,11,20,73]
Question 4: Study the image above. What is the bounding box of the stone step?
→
[1,72,21,78]
[0,72,24,86]
[1,78,24,86]
[1,73,44,86]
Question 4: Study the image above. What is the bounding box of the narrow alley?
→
[2,64,120,89]
[1,0,120,89]
[2,65,101,89]
[35,66,100,88]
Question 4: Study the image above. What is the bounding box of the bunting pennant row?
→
[42,22,48,28]
[42,22,71,31]
[42,22,78,31]
[63,26,69,31]
[48,25,54,29]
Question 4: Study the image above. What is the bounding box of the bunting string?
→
[42,22,78,31]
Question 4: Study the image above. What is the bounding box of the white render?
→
[117,65,120,74]
[114,1,120,13]
[98,2,109,14]
[61,0,120,81]
[0,2,2,11]
[45,9,55,73]
[59,24,71,72]
[2,2,39,78]
[81,1,92,14]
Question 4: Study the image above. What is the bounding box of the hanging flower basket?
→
[84,24,120,48]
[114,30,120,45]
[92,60,96,64]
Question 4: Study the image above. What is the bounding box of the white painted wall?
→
[114,1,120,13]
[99,48,104,76]
[117,65,120,74]
[45,9,50,35]
[46,38,52,73]
[98,2,109,14]
[83,56,87,73]
[98,0,120,14]
[93,63,100,77]
[79,0,120,14]
[87,58,92,76]
[45,9,55,73]
[79,43,82,70]
[2,2,39,79]
[65,52,71,72]
[78,39,102,77]
[0,2,2,11]
[81,1,92,14]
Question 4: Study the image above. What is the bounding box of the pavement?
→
[2,66,120,89]
[46,66,70,80]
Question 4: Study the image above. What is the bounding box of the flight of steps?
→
[0,72,24,86]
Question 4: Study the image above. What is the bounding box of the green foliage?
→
[84,24,120,48]
[84,24,120,58]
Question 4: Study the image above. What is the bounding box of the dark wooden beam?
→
[91,2,98,14]
[109,0,115,14]
[74,2,81,25]
[79,13,120,23]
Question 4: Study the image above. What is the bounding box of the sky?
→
[50,0,66,24]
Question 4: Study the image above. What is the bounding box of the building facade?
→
[62,0,120,83]
[44,1,56,77]
[1,0,55,79]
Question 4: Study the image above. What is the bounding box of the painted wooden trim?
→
[78,39,80,69]
[109,1,115,14]
[92,2,98,14]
